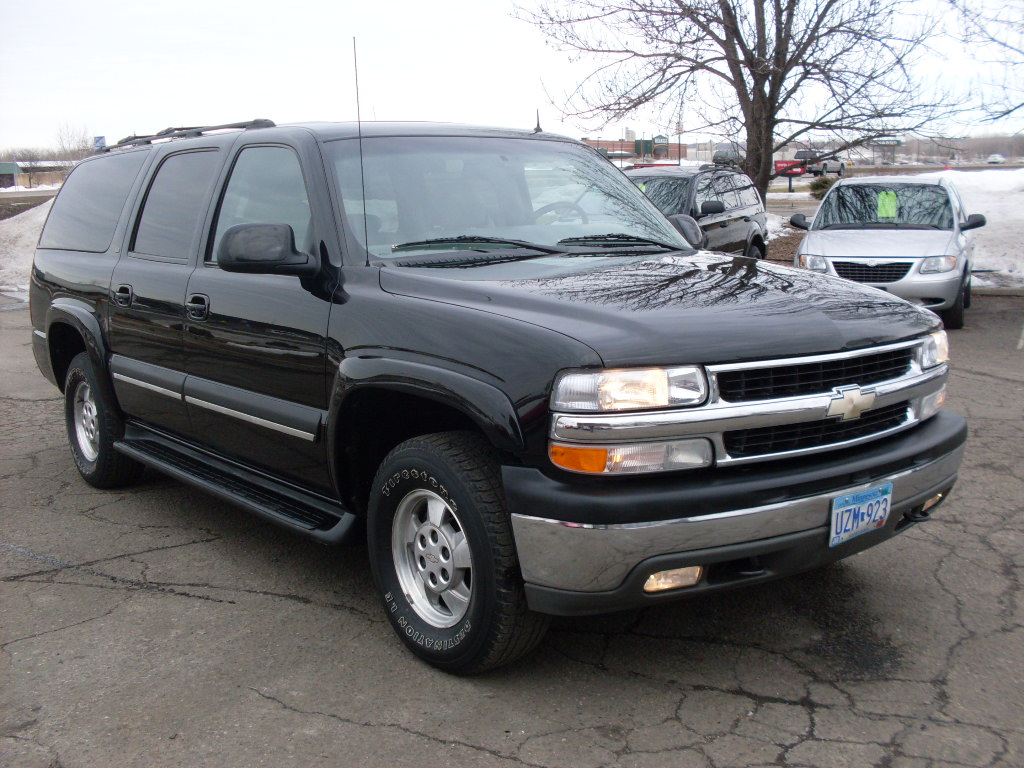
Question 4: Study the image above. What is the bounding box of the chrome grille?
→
[724,402,910,458]
[833,261,912,282]
[715,348,914,402]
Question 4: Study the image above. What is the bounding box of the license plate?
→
[829,482,893,547]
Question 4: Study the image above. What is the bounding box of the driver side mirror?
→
[217,224,319,277]
[961,213,986,231]
[699,200,726,217]
[790,213,810,230]
[668,214,708,250]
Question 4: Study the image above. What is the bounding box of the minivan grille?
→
[724,402,910,458]
[833,261,912,282]
[715,348,914,402]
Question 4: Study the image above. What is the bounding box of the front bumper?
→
[506,411,966,615]
[824,259,963,310]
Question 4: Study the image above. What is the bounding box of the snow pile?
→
[0,199,50,296]
[765,212,789,240]
[918,169,1024,288]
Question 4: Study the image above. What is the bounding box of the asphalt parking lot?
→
[2,297,1022,768]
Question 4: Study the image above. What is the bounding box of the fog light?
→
[643,566,703,593]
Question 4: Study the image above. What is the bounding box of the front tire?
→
[64,352,144,488]
[744,239,766,260]
[940,278,967,329]
[367,432,549,673]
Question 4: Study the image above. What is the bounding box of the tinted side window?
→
[210,146,311,261]
[132,150,220,261]
[693,174,716,211]
[713,174,741,210]
[734,175,761,207]
[38,151,148,253]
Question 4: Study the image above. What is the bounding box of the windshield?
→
[814,183,954,230]
[328,136,688,259]
[630,176,693,216]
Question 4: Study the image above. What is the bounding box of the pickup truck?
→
[794,149,846,176]
[30,120,965,673]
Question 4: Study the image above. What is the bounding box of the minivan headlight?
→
[920,255,958,273]
[921,331,949,369]
[798,253,828,271]
[551,367,707,411]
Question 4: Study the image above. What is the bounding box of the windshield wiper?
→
[557,233,680,250]
[391,236,566,254]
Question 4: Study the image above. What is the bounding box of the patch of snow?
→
[916,169,1024,288]
[765,213,789,241]
[0,184,60,192]
[766,191,813,200]
[0,199,51,296]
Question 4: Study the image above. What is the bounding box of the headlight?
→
[797,253,828,271]
[551,366,707,412]
[921,330,949,368]
[920,255,958,273]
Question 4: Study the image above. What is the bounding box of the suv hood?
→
[801,229,957,258]
[379,252,939,367]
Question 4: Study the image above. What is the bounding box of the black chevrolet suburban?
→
[31,120,966,673]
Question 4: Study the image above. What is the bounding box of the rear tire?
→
[367,432,549,673]
[744,239,766,260]
[64,352,144,488]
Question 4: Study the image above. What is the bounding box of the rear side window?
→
[38,151,148,252]
[132,150,221,261]
[734,175,761,207]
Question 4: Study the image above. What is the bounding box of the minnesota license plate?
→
[829,482,893,547]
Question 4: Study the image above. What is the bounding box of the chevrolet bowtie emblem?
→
[826,385,876,421]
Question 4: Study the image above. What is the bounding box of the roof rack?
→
[100,119,276,152]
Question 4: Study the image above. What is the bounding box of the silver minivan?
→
[791,176,986,328]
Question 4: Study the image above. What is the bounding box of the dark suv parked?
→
[32,120,965,673]
[625,165,768,259]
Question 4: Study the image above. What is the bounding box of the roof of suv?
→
[101,120,576,154]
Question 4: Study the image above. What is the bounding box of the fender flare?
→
[327,356,526,464]
[45,298,110,386]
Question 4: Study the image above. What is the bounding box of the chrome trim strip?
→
[33,329,46,340]
[113,373,181,401]
[511,446,964,592]
[184,396,317,442]
[705,337,922,374]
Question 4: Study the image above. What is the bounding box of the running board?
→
[115,426,357,544]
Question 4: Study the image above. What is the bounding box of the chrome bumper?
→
[510,444,964,593]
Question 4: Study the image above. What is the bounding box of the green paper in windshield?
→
[877,189,898,219]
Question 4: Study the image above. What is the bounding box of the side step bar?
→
[115,426,357,544]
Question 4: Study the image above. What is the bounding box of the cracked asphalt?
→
[2,297,1022,768]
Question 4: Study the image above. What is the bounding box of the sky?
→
[0,0,604,149]
[0,0,1019,151]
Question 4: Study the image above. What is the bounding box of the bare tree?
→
[524,0,957,196]
[54,123,93,164]
[948,0,1023,122]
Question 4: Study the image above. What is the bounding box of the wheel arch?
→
[45,299,109,392]
[327,357,526,515]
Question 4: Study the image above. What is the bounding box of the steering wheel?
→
[533,201,589,224]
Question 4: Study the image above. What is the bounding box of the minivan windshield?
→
[328,136,688,260]
[814,183,954,230]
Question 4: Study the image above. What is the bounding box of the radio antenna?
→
[353,37,371,266]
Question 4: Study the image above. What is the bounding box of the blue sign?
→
[93,136,106,151]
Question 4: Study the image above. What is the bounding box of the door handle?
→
[113,284,133,307]
[185,293,210,321]
[719,222,729,228]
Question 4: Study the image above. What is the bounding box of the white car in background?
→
[790,176,986,328]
